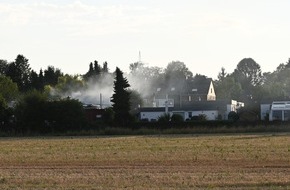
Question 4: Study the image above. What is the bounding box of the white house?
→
[143,78,216,108]
[260,101,290,121]
[139,100,243,121]
[139,76,244,121]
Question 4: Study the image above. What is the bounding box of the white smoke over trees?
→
[45,60,196,108]
[127,62,164,97]
[47,73,114,107]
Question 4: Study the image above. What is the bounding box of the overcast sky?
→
[1,0,290,79]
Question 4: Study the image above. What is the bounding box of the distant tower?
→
[138,51,141,63]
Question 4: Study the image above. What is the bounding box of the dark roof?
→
[181,101,225,110]
[139,107,174,112]
[188,78,212,94]
[139,100,228,112]
[153,78,213,96]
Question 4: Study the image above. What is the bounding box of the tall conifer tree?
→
[111,67,131,126]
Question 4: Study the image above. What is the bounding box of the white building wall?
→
[141,110,219,121]
[140,111,165,121]
[260,104,271,120]
[140,99,246,121]
[191,110,218,120]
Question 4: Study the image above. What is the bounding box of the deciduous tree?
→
[0,75,18,102]
[262,58,290,100]
[232,58,263,102]
[6,55,31,92]
[164,61,193,90]
[54,74,85,97]
[44,66,63,86]
[214,75,242,100]
[233,58,262,87]
[0,59,8,75]
[128,89,143,115]
[0,95,7,123]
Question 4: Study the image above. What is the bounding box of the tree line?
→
[0,55,133,133]
[1,54,290,133]
[129,58,290,103]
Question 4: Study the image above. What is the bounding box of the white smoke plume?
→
[74,74,114,107]
[49,73,114,108]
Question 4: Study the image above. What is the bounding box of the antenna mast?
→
[138,51,141,63]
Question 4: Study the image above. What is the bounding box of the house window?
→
[272,110,282,121]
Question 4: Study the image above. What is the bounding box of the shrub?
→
[0,95,7,125]
[171,114,184,122]
[45,98,87,132]
[198,114,207,121]
[191,114,207,121]
[191,116,200,121]
[14,91,87,133]
[14,90,47,132]
[158,113,171,123]
[102,107,115,125]
[228,111,239,121]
